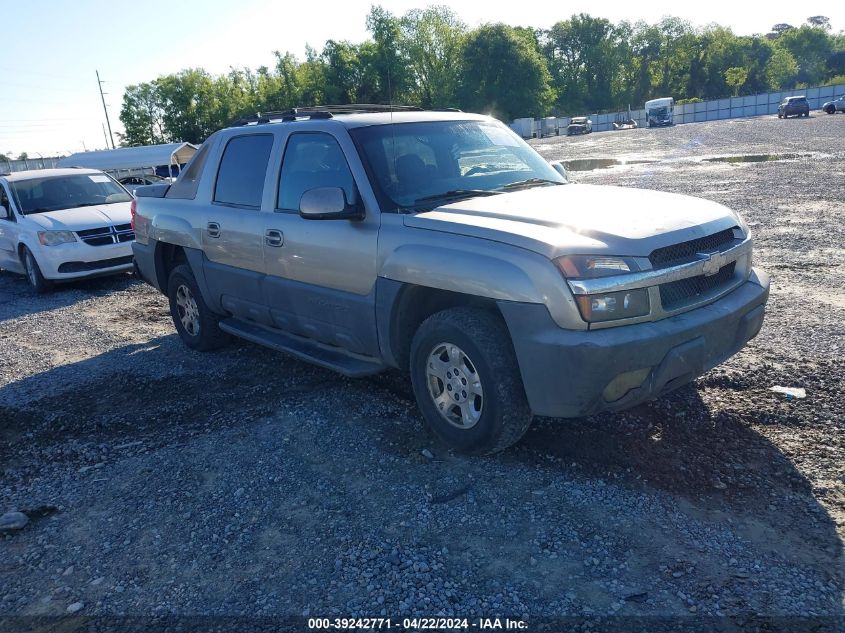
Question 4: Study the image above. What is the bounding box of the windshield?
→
[9,173,132,215]
[349,119,565,212]
[649,106,669,116]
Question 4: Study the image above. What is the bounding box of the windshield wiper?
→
[499,178,563,191]
[23,207,55,215]
[413,189,501,207]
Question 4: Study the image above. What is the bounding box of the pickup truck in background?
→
[132,106,769,454]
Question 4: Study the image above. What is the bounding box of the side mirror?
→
[299,187,364,220]
[0,204,9,219]
[549,161,569,183]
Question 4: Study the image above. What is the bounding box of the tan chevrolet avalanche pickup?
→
[131,105,770,454]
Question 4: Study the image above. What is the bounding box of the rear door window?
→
[213,134,274,208]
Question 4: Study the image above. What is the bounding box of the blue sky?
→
[2,0,841,157]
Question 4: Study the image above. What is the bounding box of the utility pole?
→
[102,123,110,149]
[97,70,115,149]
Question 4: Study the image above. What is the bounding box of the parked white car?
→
[0,168,135,292]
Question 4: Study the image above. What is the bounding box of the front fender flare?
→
[380,243,584,330]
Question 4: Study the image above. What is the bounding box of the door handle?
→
[207,222,221,238]
[264,229,284,247]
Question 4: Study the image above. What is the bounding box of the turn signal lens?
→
[556,255,640,278]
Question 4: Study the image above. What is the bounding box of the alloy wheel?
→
[425,342,484,429]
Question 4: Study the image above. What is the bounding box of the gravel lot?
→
[1,114,844,630]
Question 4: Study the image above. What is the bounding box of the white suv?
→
[0,168,135,292]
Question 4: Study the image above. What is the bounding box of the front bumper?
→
[499,268,770,418]
[37,240,134,280]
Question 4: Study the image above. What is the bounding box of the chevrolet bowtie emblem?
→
[699,251,727,276]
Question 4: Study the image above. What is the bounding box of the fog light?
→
[603,368,652,402]
[575,289,650,323]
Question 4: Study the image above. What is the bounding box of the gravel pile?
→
[1,114,843,628]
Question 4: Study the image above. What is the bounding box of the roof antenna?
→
[388,55,398,208]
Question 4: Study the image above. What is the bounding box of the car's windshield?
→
[9,173,132,215]
[350,119,565,212]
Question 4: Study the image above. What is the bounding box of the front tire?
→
[409,307,533,455]
[21,247,53,294]
[167,263,229,351]
[826,105,835,114]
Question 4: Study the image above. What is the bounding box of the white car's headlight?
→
[37,231,77,246]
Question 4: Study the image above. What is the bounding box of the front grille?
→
[58,255,134,273]
[649,228,737,268]
[76,225,135,247]
[659,262,736,310]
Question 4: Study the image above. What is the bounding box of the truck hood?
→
[404,184,740,258]
[25,203,132,231]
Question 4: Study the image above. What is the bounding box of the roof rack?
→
[231,104,427,127]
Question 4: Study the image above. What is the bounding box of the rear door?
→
[201,133,276,324]
[260,130,381,356]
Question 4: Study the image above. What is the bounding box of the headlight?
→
[575,289,650,323]
[556,255,640,278]
[555,255,650,322]
[37,231,77,246]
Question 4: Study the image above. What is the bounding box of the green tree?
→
[459,23,552,118]
[778,25,832,85]
[155,69,222,143]
[366,6,410,103]
[297,45,327,106]
[17,152,28,160]
[119,82,166,146]
[322,40,365,103]
[765,48,799,88]
[545,14,626,112]
[400,5,466,107]
[724,66,749,95]
[806,16,830,30]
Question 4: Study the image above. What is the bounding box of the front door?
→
[201,133,275,324]
[0,184,23,273]
[261,131,380,356]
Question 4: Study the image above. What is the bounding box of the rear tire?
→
[166,263,229,351]
[409,307,533,455]
[21,247,53,294]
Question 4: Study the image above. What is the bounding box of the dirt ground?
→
[1,113,844,630]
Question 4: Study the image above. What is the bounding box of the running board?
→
[219,318,386,378]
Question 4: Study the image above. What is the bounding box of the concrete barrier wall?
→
[511,83,845,136]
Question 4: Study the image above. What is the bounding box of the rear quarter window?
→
[213,134,274,208]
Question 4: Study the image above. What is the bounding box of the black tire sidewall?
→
[22,247,51,293]
[409,309,530,455]
[167,264,226,351]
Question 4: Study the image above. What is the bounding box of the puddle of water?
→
[703,153,813,164]
[563,158,657,171]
